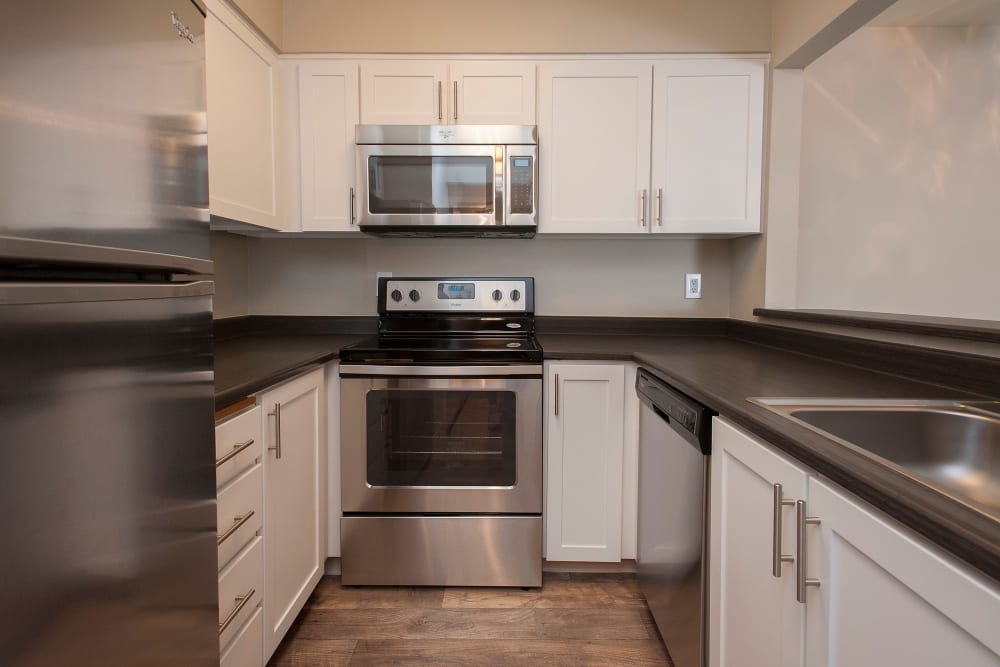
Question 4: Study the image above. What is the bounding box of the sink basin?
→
[752,399,1000,519]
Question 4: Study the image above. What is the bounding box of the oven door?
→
[340,365,542,514]
[357,144,503,230]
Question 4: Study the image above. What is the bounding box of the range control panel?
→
[380,278,533,313]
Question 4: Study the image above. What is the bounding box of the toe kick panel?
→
[341,516,542,587]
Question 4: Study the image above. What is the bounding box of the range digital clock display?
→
[437,282,475,299]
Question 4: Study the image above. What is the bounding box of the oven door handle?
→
[340,364,543,377]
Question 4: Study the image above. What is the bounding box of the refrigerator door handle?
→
[0,281,214,305]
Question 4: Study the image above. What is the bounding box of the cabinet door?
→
[450,61,536,124]
[259,368,326,660]
[804,478,1000,667]
[205,1,282,229]
[537,62,653,233]
[651,60,764,235]
[710,418,808,667]
[545,363,625,562]
[298,62,360,231]
[360,61,448,124]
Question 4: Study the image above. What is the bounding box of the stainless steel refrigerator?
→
[1,2,219,665]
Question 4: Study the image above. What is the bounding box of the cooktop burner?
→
[342,277,541,365]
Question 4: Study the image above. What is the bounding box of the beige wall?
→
[211,232,250,318]
[242,237,732,317]
[230,0,283,49]
[795,26,1000,320]
[282,0,771,54]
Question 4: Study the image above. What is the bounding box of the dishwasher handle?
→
[637,369,714,455]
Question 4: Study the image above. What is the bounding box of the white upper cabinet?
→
[360,61,449,124]
[651,60,765,234]
[298,62,360,231]
[537,62,653,234]
[360,60,536,125]
[205,0,282,230]
[449,61,536,124]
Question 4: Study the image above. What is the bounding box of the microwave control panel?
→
[509,157,534,214]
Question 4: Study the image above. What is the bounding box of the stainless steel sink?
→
[751,399,1000,519]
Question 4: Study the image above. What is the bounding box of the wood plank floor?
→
[268,573,673,666]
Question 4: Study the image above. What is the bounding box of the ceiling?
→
[869,0,1000,26]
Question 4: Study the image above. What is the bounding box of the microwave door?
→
[358,144,500,230]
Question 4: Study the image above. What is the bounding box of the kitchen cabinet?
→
[709,417,808,667]
[215,406,264,666]
[710,418,1000,667]
[205,0,283,230]
[325,362,342,557]
[297,62,360,232]
[258,368,326,660]
[538,58,765,235]
[360,60,535,125]
[803,477,1000,667]
[545,362,625,562]
[537,62,653,234]
[651,60,764,234]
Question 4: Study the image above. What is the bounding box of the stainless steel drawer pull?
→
[554,373,560,417]
[655,188,663,226]
[772,483,795,577]
[349,186,356,225]
[795,499,821,602]
[215,439,254,468]
[268,403,282,459]
[217,510,255,546]
[639,189,647,227]
[218,588,255,635]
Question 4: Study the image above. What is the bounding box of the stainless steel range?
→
[339,277,542,587]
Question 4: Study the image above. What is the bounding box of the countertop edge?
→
[214,349,340,409]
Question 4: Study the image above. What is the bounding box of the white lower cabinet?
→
[544,362,626,562]
[258,368,326,660]
[710,417,1000,667]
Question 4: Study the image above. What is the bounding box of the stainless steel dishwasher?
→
[636,369,714,667]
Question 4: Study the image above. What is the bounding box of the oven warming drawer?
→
[341,516,542,587]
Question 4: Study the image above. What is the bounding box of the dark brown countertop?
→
[213,321,999,582]
[540,332,999,582]
[214,334,363,409]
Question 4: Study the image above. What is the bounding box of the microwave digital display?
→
[437,283,475,299]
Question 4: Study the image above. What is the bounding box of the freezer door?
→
[0,282,219,666]
[0,1,211,274]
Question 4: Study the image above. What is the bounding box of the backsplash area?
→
[209,233,732,318]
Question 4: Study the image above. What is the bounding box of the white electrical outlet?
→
[376,271,392,295]
[685,273,702,299]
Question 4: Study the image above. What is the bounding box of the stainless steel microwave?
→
[355,125,537,237]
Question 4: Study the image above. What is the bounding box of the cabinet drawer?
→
[217,464,263,571]
[218,535,263,651]
[216,406,262,488]
[221,605,263,667]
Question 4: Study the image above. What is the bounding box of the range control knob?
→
[509,289,521,302]
[491,289,503,302]
[408,289,421,302]
[390,289,403,303]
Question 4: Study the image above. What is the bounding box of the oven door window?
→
[366,389,516,486]
[367,156,494,215]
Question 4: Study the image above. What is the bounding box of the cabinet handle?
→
[267,403,282,459]
[795,499,821,602]
[218,588,255,635]
[655,188,663,227]
[554,373,560,417]
[453,80,458,121]
[438,81,443,122]
[215,439,254,467]
[349,186,356,225]
[217,510,255,546]
[639,190,647,227]
[772,483,795,577]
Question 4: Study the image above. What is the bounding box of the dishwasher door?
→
[637,400,709,667]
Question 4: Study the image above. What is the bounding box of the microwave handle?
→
[497,147,507,226]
